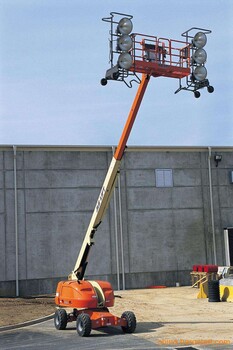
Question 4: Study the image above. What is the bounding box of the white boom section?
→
[68,74,150,281]
[69,157,121,280]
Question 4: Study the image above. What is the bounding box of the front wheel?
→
[121,311,137,333]
[76,313,92,337]
[54,309,67,330]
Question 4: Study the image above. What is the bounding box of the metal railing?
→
[131,33,190,69]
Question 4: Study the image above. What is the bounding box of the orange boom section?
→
[114,73,150,160]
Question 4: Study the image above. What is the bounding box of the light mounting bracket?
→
[101,12,140,88]
[175,27,214,98]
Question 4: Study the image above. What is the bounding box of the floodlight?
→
[118,53,133,69]
[117,35,133,52]
[192,48,207,64]
[193,32,207,48]
[117,18,133,35]
[193,66,207,81]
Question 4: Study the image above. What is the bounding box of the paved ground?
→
[0,319,160,350]
[0,319,233,350]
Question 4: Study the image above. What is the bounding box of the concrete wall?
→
[0,146,233,296]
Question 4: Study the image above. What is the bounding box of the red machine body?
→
[55,280,115,309]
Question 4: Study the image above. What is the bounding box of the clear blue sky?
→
[0,0,232,146]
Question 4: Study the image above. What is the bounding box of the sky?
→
[0,0,232,147]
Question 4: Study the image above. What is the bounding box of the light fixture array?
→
[175,28,214,98]
[101,12,140,87]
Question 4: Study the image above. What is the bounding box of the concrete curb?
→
[0,313,54,332]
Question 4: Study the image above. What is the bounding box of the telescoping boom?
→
[68,73,150,281]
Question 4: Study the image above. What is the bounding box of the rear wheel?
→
[194,91,200,98]
[100,78,107,86]
[54,309,67,330]
[121,311,137,333]
[207,85,214,93]
[76,313,92,337]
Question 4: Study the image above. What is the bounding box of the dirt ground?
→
[1,287,233,347]
[0,296,55,327]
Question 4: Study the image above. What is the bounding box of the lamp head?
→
[117,35,133,51]
[193,66,207,81]
[118,52,133,69]
[117,17,133,35]
[193,32,207,48]
[192,48,207,64]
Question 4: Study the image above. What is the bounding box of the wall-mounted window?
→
[155,169,173,187]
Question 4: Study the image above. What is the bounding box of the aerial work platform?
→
[54,12,215,338]
[101,12,214,97]
[129,33,190,79]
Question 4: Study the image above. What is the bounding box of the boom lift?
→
[54,12,214,337]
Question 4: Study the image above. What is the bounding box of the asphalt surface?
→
[0,319,157,350]
[0,319,232,350]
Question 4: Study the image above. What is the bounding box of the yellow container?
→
[220,284,233,302]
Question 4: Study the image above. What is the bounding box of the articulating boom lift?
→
[54,12,214,337]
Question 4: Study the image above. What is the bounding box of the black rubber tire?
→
[121,311,137,333]
[208,280,220,302]
[207,85,214,93]
[54,309,67,330]
[194,91,200,98]
[76,313,92,337]
[100,78,108,86]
